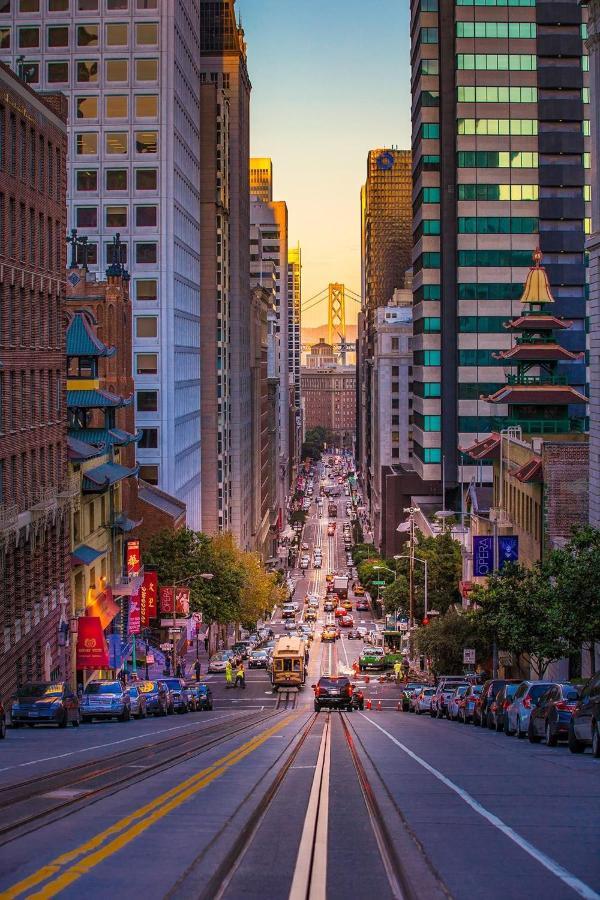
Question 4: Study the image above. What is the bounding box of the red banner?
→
[128,593,141,635]
[160,586,190,615]
[86,587,119,630]
[76,616,109,669]
[126,540,141,578]
[139,572,158,627]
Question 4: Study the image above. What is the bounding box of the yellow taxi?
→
[354,585,365,596]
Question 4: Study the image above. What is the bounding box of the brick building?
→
[301,343,356,448]
[0,64,70,703]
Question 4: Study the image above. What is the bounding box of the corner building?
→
[0,0,203,526]
[410,0,590,491]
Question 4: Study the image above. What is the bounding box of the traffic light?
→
[422,616,430,626]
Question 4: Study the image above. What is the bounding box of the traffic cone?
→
[366,698,372,710]
[397,701,402,711]
[365,675,370,684]
[376,700,382,711]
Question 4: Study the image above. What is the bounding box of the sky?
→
[238,0,412,327]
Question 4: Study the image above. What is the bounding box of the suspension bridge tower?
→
[328,283,347,362]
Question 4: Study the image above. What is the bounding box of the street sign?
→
[399,622,408,631]
[372,580,386,586]
[463,648,476,665]
[160,642,173,651]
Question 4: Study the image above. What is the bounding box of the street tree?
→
[414,608,490,676]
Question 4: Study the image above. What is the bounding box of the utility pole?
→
[403,505,420,628]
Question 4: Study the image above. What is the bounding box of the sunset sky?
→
[238,0,411,327]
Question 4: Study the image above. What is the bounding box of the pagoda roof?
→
[66,312,116,358]
[67,436,105,462]
[71,544,106,567]
[495,344,584,362]
[461,433,501,461]
[82,461,139,492]
[68,389,133,409]
[512,457,543,483]
[111,513,142,533]
[519,248,555,305]
[69,427,141,447]
[483,385,588,405]
[505,314,572,332]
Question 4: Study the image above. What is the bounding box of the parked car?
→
[430,683,460,719]
[528,683,580,746]
[477,679,521,729]
[447,685,470,721]
[0,700,5,739]
[414,687,436,714]
[401,683,427,712]
[313,675,354,711]
[458,684,483,723]
[139,680,170,716]
[505,680,557,738]
[81,681,131,723]
[208,652,232,673]
[490,682,520,732]
[160,678,192,714]
[356,600,369,612]
[128,684,148,719]
[569,670,600,756]
[11,682,80,728]
[249,650,269,669]
[189,683,213,711]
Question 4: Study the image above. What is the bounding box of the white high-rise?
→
[0,0,203,526]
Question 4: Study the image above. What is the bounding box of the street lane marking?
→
[0,714,236,775]
[360,716,600,900]
[3,713,298,900]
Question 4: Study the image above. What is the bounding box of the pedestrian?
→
[194,659,201,681]
[164,656,171,676]
[234,661,246,689]
[176,660,182,678]
[181,659,187,677]
[225,659,233,689]
[393,659,403,685]
[204,636,209,653]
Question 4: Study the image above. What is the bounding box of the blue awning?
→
[111,513,142,533]
[82,462,139,492]
[71,544,106,566]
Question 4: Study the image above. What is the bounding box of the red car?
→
[334,607,346,618]
[340,615,354,627]
[356,600,369,611]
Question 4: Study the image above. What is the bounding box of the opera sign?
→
[76,616,109,668]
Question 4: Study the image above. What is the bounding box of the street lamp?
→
[402,505,421,627]
[394,554,428,622]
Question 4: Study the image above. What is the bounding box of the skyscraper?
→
[250,156,273,202]
[0,1,203,526]
[587,0,600,528]
[410,0,590,494]
[201,0,254,550]
[288,243,302,469]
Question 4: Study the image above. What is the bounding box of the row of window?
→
[75,94,158,120]
[456,21,536,39]
[71,238,157,266]
[0,195,62,272]
[456,0,535,7]
[0,0,158,11]
[75,130,157,155]
[1,444,64,508]
[414,219,440,240]
[458,216,538,234]
[457,54,536,71]
[457,85,537,104]
[76,167,157,191]
[26,58,159,87]
[1,287,62,350]
[413,381,441,398]
[458,249,538,267]
[0,369,62,435]
[6,21,158,50]
[413,444,442,465]
[457,150,538,168]
[458,118,538,135]
[457,183,538,201]
[0,105,62,201]
[75,204,157,228]
[413,282,536,304]
[414,412,441,432]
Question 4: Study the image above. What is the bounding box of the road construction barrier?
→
[397,701,402,711]
[366,698,372,710]
[376,700,382,711]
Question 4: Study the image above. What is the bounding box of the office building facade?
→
[410,0,590,492]
[288,243,302,470]
[249,156,273,202]
[0,0,203,526]
[588,0,600,528]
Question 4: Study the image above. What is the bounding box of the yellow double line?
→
[4,715,296,899]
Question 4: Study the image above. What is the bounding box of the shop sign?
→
[160,587,190,615]
[128,593,141,635]
[126,540,141,578]
[76,616,109,668]
[473,536,494,577]
[140,572,158,626]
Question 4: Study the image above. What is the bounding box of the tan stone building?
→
[301,343,356,448]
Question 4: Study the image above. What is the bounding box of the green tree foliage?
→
[382,575,409,616]
[393,532,463,620]
[414,609,490,676]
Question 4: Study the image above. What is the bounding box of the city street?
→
[0,491,598,900]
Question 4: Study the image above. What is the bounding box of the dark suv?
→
[477,679,521,729]
[313,676,354,711]
[569,670,600,757]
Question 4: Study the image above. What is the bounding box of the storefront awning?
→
[71,544,106,566]
[83,462,139,492]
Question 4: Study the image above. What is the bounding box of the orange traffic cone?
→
[365,675,370,684]
[397,701,402,711]
[366,698,372,710]
[376,700,382,711]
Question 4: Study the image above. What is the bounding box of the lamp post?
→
[168,573,214,675]
[393,554,428,622]
[403,505,421,627]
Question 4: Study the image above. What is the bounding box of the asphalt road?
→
[1,479,598,899]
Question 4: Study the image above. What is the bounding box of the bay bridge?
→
[300,283,362,364]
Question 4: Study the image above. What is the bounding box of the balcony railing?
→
[492,417,585,435]
[506,374,568,386]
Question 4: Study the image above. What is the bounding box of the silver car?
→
[446,684,470,721]
[505,680,556,738]
[81,680,132,722]
[414,687,436,714]
[128,684,148,719]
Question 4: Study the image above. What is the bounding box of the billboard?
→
[473,536,494,577]
[498,535,519,568]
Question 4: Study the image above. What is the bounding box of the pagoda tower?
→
[483,249,587,436]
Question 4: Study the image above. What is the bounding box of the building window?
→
[135,95,158,118]
[77,60,98,83]
[107,0,128,8]
[77,241,97,265]
[106,95,128,118]
[136,22,157,44]
[457,119,538,136]
[138,464,158,485]
[106,22,128,45]
[135,278,157,301]
[77,24,98,46]
[105,132,128,154]
[105,205,127,227]
[135,315,157,338]
[138,427,158,448]
[135,242,157,264]
[135,58,158,81]
[75,169,98,191]
[136,0,157,7]
[76,132,98,155]
[106,58,128,81]
[76,97,98,119]
[78,0,98,8]
[136,353,157,375]
[135,130,157,153]
[106,240,127,264]
[76,206,97,228]
[49,0,69,8]
[135,205,156,227]
[135,168,157,190]
[136,390,157,411]
[105,169,126,191]
[47,61,68,82]
[19,26,39,47]
[0,27,9,47]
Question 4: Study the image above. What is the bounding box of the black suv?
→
[569,670,600,757]
[313,676,354,711]
[478,679,521,729]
